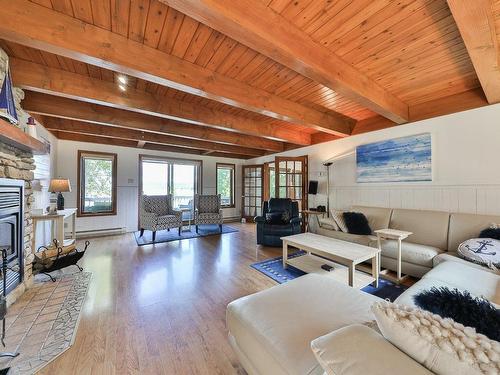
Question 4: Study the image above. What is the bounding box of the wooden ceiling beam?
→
[0,0,353,136]
[161,0,409,124]
[352,88,488,135]
[447,0,500,103]
[42,117,265,157]
[22,91,284,152]
[11,58,310,146]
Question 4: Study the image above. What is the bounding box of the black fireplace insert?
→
[0,178,24,294]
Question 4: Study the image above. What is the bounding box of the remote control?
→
[321,264,334,272]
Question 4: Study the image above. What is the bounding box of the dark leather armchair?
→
[255,198,302,247]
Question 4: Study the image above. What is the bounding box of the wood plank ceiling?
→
[0,0,494,159]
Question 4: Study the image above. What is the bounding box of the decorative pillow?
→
[372,301,500,375]
[342,212,372,235]
[413,287,500,342]
[479,227,500,241]
[330,210,348,232]
[318,217,339,231]
[457,238,500,270]
[265,212,283,225]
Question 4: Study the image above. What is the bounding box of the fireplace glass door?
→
[0,215,16,263]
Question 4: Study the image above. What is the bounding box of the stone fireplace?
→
[0,143,35,305]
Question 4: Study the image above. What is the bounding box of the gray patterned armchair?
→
[139,195,183,241]
[194,194,223,233]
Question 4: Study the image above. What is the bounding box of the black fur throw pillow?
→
[479,227,500,240]
[414,287,500,341]
[342,212,372,235]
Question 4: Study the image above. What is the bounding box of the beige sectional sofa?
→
[227,257,500,375]
[315,205,500,277]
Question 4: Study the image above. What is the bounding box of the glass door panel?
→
[274,156,308,212]
[242,165,264,221]
[172,164,196,219]
[141,161,169,195]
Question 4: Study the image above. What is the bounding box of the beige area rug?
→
[0,271,92,374]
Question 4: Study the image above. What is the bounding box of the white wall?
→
[248,103,500,215]
[56,140,244,233]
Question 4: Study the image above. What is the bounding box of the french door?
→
[274,156,308,212]
[241,165,263,222]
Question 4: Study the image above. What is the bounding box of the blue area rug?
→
[251,253,407,302]
[134,224,238,245]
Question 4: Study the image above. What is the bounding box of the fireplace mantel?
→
[0,118,49,155]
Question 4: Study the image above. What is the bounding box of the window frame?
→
[216,163,236,208]
[77,150,118,217]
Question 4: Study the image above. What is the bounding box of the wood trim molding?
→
[77,149,117,218]
[0,0,353,135]
[216,162,236,208]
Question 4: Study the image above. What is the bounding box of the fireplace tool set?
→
[0,249,19,359]
[33,239,90,282]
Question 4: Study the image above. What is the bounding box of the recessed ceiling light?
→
[117,75,127,84]
[118,84,126,92]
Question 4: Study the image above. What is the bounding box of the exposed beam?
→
[161,0,409,124]
[352,88,488,135]
[42,117,265,157]
[447,0,500,103]
[23,91,284,152]
[52,131,250,159]
[11,59,310,146]
[0,0,353,136]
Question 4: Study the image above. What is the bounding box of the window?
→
[78,151,117,217]
[217,163,235,208]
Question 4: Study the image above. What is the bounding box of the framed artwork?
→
[356,133,432,183]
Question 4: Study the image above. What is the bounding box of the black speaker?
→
[308,180,318,195]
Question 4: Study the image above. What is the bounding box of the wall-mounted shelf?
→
[0,118,49,155]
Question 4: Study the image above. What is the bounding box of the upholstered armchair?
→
[194,194,223,233]
[139,195,183,241]
[255,198,301,247]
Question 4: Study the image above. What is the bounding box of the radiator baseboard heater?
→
[75,227,126,239]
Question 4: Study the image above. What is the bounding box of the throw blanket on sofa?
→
[458,238,500,270]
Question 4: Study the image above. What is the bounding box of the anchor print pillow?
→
[458,238,500,270]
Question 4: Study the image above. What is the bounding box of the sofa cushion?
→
[311,324,432,375]
[331,210,348,232]
[316,227,377,247]
[433,252,500,275]
[395,261,500,307]
[318,217,339,231]
[343,212,372,235]
[448,212,500,252]
[226,274,381,375]
[372,302,499,375]
[390,208,449,250]
[373,240,443,268]
[352,205,392,232]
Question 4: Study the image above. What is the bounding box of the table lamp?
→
[49,179,71,210]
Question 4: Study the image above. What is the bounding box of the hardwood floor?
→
[38,223,280,375]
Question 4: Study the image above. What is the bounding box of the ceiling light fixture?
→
[118,84,126,92]
[117,75,127,84]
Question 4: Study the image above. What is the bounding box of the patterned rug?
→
[0,271,92,374]
[251,253,407,301]
[134,224,238,245]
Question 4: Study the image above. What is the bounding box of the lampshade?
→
[49,179,71,193]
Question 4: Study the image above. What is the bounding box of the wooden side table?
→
[301,210,325,232]
[374,229,413,283]
[32,208,77,251]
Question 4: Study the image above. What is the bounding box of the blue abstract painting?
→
[356,133,432,183]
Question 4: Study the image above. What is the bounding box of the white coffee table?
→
[374,229,413,283]
[281,233,380,288]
